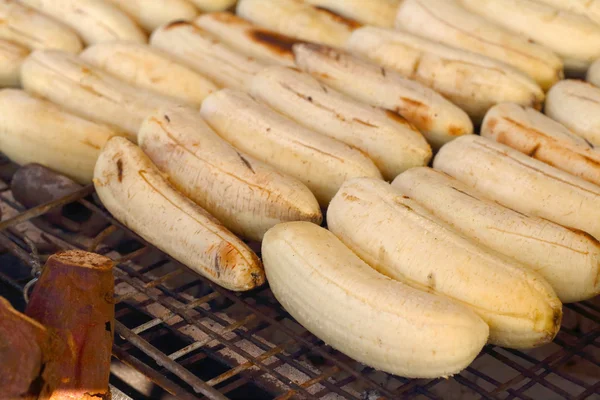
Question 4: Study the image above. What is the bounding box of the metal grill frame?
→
[0,160,598,400]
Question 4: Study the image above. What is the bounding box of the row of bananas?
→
[0,0,600,380]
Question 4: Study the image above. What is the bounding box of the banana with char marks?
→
[200,88,382,206]
[293,43,473,150]
[94,136,265,291]
[138,106,322,241]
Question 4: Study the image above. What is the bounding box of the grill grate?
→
[0,158,598,400]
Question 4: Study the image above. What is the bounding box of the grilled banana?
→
[150,20,265,91]
[94,136,265,291]
[20,0,146,45]
[0,0,82,53]
[200,89,382,206]
[20,50,179,141]
[434,135,600,241]
[545,80,600,146]
[392,167,600,303]
[195,12,296,66]
[482,103,600,187]
[395,0,563,90]
[81,42,217,107]
[138,106,322,241]
[0,89,116,183]
[262,221,489,377]
[293,43,473,150]
[189,0,237,12]
[0,40,28,87]
[104,0,198,32]
[250,66,431,180]
[459,0,600,73]
[302,0,399,27]
[328,177,562,348]
[347,27,544,122]
[236,0,360,47]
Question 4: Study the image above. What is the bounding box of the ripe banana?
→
[459,0,600,73]
[534,0,600,25]
[391,167,600,303]
[20,0,146,45]
[195,12,296,66]
[545,80,600,146]
[20,50,180,141]
[347,27,544,123]
[327,177,562,348]
[250,66,432,180]
[302,0,399,27]
[293,43,473,150]
[395,0,563,91]
[138,106,322,241]
[189,0,237,12]
[150,21,265,91]
[94,136,265,291]
[587,58,600,87]
[434,135,600,241]
[104,0,198,32]
[236,0,360,47]
[0,89,116,183]
[262,221,489,378]
[80,42,217,107]
[0,0,82,53]
[200,89,382,206]
[482,103,600,187]
[0,40,28,87]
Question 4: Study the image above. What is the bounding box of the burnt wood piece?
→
[25,250,115,400]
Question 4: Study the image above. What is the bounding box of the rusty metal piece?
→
[0,297,48,399]
[25,250,115,400]
[11,164,107,235]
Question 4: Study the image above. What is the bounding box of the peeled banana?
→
[150,21,265,91]
[293,43,473,150]
[189,0,237,12]
[302,0,399,27]
[138,106,322,241]
[545,80,600,146]
[395,0,563,90]
[347,27,544,122]
[482,103,600,187]
[434,135,600,241]
[80,42,217,107]
[20,0,147,45]
[459,0,600,73]
[200,89,382,206]
[21,50,179,141]
[0,40,28,87]
[262,221,489,378]
[392,167,600,303]
[0,0,82,53]
[94,136,265,291]
[104,0,198,32]
[328,177,562,348]
[236,0,360,47]
[0,89,115,183]
[195,12,296,66]
[250,66,432,180]
[534,0,600,25]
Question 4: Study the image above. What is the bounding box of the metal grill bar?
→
[0,163,598,400]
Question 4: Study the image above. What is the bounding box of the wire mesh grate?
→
[0,158,598,400]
